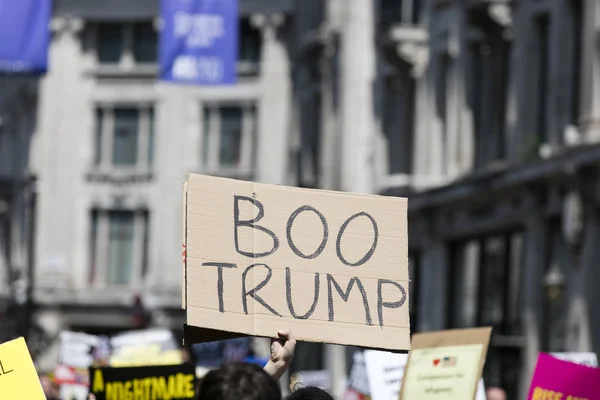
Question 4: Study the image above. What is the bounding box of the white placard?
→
[550,352,598,367]
[347,352,370,395]
[364,350,408,400]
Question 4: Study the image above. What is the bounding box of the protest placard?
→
[527,353,600,400]
[364,350,486,400]
[109,329,183,367]
[399,327,492,400]
[89,364,196,400]
[0,337,46,400]
[550,352,598,368]
[344,352,371,400]
[183,174,410,351]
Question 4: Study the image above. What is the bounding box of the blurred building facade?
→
[0,0,600,397]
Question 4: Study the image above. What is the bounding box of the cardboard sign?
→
[399,327,492,400]
[0,337,46,400]
[89,364,196,400]
[550,352,598,368]
[183,174,410,350]
[527,353,600,400]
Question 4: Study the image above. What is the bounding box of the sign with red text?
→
[527,353,600,400]
[182,174,410,350]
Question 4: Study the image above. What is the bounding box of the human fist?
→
[264,330,296,380]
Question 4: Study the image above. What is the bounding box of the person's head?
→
[197,362,281,400]
[486,387,507,400]
[285,387,334,400]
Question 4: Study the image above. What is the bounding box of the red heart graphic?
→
[433,359,440,366]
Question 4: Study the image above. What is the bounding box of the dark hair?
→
[197,362,282,400]
[285,387,334,400]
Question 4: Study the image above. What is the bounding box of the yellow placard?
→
[0,337,46,400]
[401,344,483,399]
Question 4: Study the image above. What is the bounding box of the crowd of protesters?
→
[37,329,508,400]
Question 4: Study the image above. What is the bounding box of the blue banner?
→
[0,0,51,73]
[160,0,238,85]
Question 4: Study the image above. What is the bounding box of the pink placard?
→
[527,353,600,400]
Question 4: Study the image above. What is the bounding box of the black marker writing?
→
[285,267,320,319]
[242,264,282,317]
[377,279,407,327]
[234,195,279,258]
[327,274,373,325]
[286,205,329,259]
[202,262,237,313]
[0,360,13,375]
[336,212,379,267]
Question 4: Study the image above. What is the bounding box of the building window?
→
[298,90,321,188]
[94,105,154,171]
[201,104,257,178]
[239,18,261,64]
[90,209,149,286]
[107,211,135,285]
[383,72,415,176]
[435,54,450,171]
[469,26,510,167]
[97,23,123,64]
[236,18,262,76]
[535,14,551,144]
[379,0,422,26]
[96,22,157,65]
[113,109,140,166]
[449,232,525,399]
[294,0,326,35]
[133,22,158,63]
[569,0,583,127]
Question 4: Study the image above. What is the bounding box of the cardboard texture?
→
[183,173,410,351]
[0,337,46,400]
[399,327,492,400]
[182,180,188,309]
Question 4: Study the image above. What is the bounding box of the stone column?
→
[579,0,600,141]
[319,40,338,191]
[339,0,377,194]
[252,14,291,185]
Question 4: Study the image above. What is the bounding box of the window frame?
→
[92,103,155,177]
[200,101,257,179]
[89,208,149,288]
[466,24,511,168]
[382,67,416,178]
[90,21,159,77]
